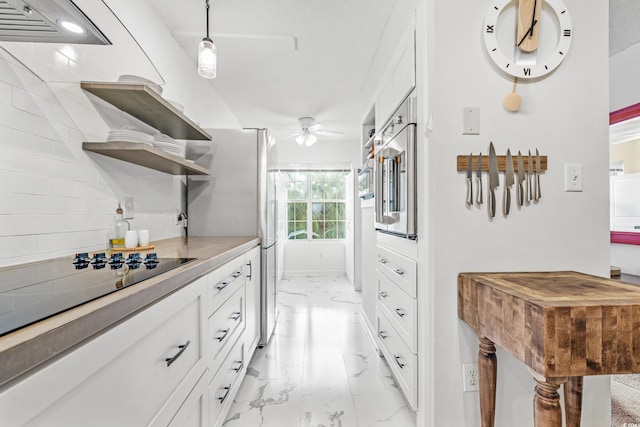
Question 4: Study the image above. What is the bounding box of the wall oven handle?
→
[165,340,190,367]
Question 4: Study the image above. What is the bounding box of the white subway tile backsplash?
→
[68,162,98,183]
[0,235,37,259]
[71,230,107,252]
[36,233,72,254]
[84,214,112,232]
[12,87,54,118]
[12,214,53,235]
[0,81,11,105]
[33,155,69,179]
[0,194,34,214]
[31,115,69,143]
[0,214,12,236]
[11,129,54,156]
[53,215,83,233]
[0,147,34,173]
[0,103,32,131]
[13,173,54,195]
[0,171,11,192]
[36,195,71,215]
[52,178,84,198]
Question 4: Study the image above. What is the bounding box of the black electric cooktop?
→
[0,252,195,337]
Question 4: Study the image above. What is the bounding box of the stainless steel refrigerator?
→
[187,129,278,346]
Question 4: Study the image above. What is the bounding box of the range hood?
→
[0,0,110,45]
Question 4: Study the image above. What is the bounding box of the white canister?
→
[138,229,150,246]
[124,230,138,248]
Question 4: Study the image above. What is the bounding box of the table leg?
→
[532,375,566,427]
[564,376,583,427]
[478,337,497,427]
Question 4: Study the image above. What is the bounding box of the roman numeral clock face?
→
[483,0,572,79]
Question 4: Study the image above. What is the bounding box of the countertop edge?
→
[0,236,259,390]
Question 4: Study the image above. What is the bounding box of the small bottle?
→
[111,202,130,248]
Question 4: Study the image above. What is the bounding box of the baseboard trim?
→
[283,270,345,276]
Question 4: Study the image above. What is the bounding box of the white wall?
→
[283,241,345,276]
[416,0,611,426]
[0,1,240,267]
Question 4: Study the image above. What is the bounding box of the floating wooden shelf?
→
[83,142,210,175]
[80,81,212,141]
[457,154,547,172]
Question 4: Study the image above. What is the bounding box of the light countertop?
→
[0,236,259,390]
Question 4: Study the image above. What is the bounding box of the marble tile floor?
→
[223,275,416,427]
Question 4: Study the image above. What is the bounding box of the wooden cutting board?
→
[111,244,155,252]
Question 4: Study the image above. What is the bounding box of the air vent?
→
[0,0,109,44]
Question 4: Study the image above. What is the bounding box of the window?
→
[284,170,348,240]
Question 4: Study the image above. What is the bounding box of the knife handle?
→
[476,177,483,204]
[466,178,473,205]
[527,175,532,202]
[504,186,511,216]
[536,174,542,199]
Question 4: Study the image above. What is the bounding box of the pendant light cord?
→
[205,0,210,40]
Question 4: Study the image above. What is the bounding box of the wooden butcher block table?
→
[458,271,640,427]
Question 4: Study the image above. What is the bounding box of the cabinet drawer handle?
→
[378,257,387,264]
[233,360,244,373]
[165,340,190,367]
[232,270,242,278]
[215,328,230,342]
[246,261,252,280]
[394,308,406,318]
[378,330,388,339]
[217,385,232,403]
[216,280,231,291]
[393,268,404,276]
[394,355,406,369]
[230,311,242,321]
[379,291,389,298]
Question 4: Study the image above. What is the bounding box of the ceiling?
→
[148,0,637,146]
[148,0,415,144]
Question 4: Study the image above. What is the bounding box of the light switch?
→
[463,107,479,135]
[564,164,583,192]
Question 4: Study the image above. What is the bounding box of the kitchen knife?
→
[466,152,473,205]
[516,151,525,208]
[535,148,542,200]
[504,149,514,216]
[476,152,483,204]
[527,150,533,203]
[488,143,499,218]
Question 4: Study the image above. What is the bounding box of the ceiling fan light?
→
[296,134,305,145]
[198,38,217,79]
[304,133,317,146]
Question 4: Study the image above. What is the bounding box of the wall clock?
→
[483,0,573,79]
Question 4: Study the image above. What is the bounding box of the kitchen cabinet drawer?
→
[2,279,206,427]
[376,309,417,410]
[376,245,417,298]
[155,368,209,427]
[377,271,417,353]
[208,259,246,316]
[208,285,245,376]
[209,340,245,427]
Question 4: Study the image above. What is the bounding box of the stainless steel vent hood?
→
[0,0,110,45]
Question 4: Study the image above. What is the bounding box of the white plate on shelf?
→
[108,130,154,144]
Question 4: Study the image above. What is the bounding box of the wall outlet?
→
[175,209,182,225]
[462,363,479,392]
[462,107,480,135]
[123,196,134,219]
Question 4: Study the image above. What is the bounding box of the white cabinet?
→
[375,26,415,129]
[611,173,640,231]
[375,241,418,411]
[0,244,263,427]
[0,276,207,427]
[244,246,261,357]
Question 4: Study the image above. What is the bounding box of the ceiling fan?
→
[282,117,343,146]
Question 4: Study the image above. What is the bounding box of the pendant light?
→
[198,0,217,79]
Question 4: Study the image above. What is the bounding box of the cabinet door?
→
[392,35,415,105]
[244,246,261,358]
[1,278,206,427]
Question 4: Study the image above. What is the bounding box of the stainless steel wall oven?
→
[374,91,417,239]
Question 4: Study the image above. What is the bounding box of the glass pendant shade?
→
[198,37,217,79]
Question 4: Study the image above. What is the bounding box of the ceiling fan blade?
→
[315,130,344,136]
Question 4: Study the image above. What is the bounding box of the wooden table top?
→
[458,271,640,378]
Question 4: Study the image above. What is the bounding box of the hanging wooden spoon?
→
[503,77,521,112]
